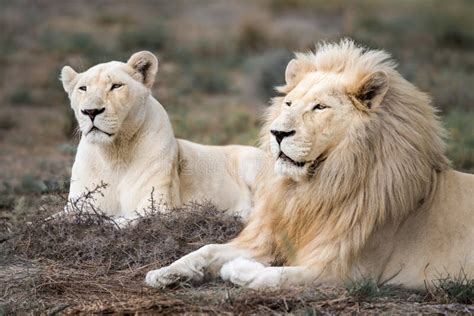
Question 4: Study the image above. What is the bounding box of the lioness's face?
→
[61,51,158,144]
[269,72,358,181]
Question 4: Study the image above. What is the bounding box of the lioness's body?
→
[63,52,265,221]
[146,40,473,291]
[178,139,261,218]
[69,95,180,215]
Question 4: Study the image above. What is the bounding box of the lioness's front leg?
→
[145,243,253,288]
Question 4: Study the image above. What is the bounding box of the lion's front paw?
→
[220,257,265,287]
[145,267,181,288]
[145,263,203,288]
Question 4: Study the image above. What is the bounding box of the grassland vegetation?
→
[0,0,472,313]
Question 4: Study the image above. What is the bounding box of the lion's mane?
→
[239,40,450,278]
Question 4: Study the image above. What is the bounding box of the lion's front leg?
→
[220,257,319,290]
[145,243,252,288]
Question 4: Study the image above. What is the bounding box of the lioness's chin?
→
[85,130,115,144]
[274,159,309,182]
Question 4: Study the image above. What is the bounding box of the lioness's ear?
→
[61,66,78,94]
[127,51,158,89]
[353,71,389,110]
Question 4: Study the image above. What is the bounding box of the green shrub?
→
[431,70,474,112]
[444,109,474,172]
[119,23,170,52]
[9,87,33,105]
[180,63,231,94]
[18,175,47,194]
[268,0,345,14]
[172,39,240,67]
[0,113,16,130]
[40,31,103,57]
[246,49,293,100]
[237,20,271,54]
[95,13,134,26]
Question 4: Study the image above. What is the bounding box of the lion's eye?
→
[79,86,87,91]
[312,104,328,111]
[285,101,292,107]
[111,83,124,90]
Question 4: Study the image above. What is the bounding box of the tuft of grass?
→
[345,278,380,301]
[429,269,474,304]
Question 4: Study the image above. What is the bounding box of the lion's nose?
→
[270,130,296,145]
[81,108,105,122]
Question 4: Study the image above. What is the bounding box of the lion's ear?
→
[278,58,315,94]
[354,71,389,110]
[285,59,301,85]
[127,51,158,89]
[60,66,78,94]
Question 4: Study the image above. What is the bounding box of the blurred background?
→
[0,0,473,221]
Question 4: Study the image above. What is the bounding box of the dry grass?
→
[0,186,244,313]
[1,188,473,314]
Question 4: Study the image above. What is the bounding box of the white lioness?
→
[146,40,474,290]
[60,51,266,222]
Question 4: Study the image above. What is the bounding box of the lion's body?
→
[146,40,474,290]
[373,170,474,288]
[63,52,265,222]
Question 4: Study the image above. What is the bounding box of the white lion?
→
[60,51,266,223]
[145,40,474,290]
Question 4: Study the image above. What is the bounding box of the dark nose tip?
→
[270,130,296,144]
[81,108,105,121]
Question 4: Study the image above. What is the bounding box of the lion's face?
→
[269,73,354,181]
[61,51,158,144]
[269,58,389,182]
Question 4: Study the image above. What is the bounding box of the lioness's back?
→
[177,139,266,217]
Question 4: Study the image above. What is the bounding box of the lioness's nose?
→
[81,108,105,122]
[270,130,295,144]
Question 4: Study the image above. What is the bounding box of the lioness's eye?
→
[79,86,87,91]
[312,104,328,111]
[285,101,292,107]
[111,83,124,90]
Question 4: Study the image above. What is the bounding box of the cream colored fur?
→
[61,52,265,223]
[146,40,474,290]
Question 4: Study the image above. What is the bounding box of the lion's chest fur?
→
[255,177,320,263]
